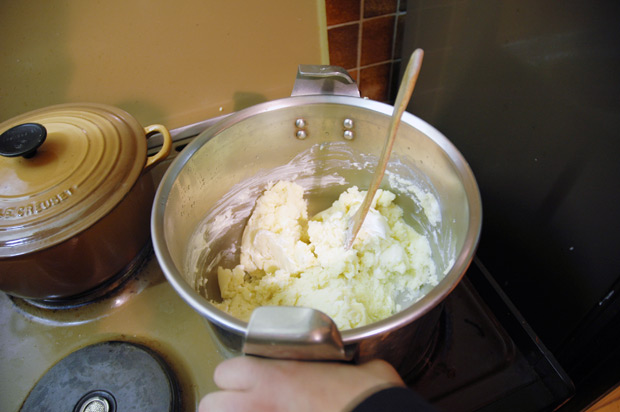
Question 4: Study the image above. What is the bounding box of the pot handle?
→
[143,124,172,172]
[243,306,353,361]
[291,65,361,97]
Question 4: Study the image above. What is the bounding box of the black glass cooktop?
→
[408,257,574,412]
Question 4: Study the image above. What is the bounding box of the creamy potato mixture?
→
[213,180,437,330]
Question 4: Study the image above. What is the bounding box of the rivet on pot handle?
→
[243,306,353,361]
[143,124,172,172]
[291,65,361,98]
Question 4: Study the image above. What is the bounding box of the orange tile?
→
[364,0,398,18]
[328,24,359,69]
[348,68,359,83]
[359,63,391,101]
[361,16,395,66]
[325,0,361,26]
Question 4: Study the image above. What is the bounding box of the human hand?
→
[199,356,405,412]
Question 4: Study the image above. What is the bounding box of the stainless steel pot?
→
[151,66,481,373]
[0,103,172,300]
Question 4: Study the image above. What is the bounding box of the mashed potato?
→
[213,180,437,330]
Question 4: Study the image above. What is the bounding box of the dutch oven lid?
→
[0,103,150,257]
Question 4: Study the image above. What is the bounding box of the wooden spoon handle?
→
[345,49,424,249]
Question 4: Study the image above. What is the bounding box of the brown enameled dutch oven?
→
[0,103,172,300]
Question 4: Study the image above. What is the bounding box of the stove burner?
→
[18,244,152,311]
[19,341,180,412]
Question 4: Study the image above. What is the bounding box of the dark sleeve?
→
[351,386,438,412]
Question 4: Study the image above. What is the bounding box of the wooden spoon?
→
[344,48,424,249]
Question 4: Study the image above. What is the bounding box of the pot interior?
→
[156,97,481,336]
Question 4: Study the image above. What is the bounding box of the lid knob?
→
[0,123,47,158]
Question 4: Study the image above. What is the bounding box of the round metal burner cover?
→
[20,341,179,412]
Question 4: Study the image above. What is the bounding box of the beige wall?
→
[0,1,328,129]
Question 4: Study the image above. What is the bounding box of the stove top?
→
[21,341,179,412]
[410,259,574,411]
[0,128,574,411]
[0,253,574,412]
[0,250,224,411]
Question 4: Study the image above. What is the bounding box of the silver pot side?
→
[203,301,444,377]
[151,93,481,363]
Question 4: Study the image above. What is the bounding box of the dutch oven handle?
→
[143,124,172,172]
[291,65,361,98]
[243,306,354,361]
